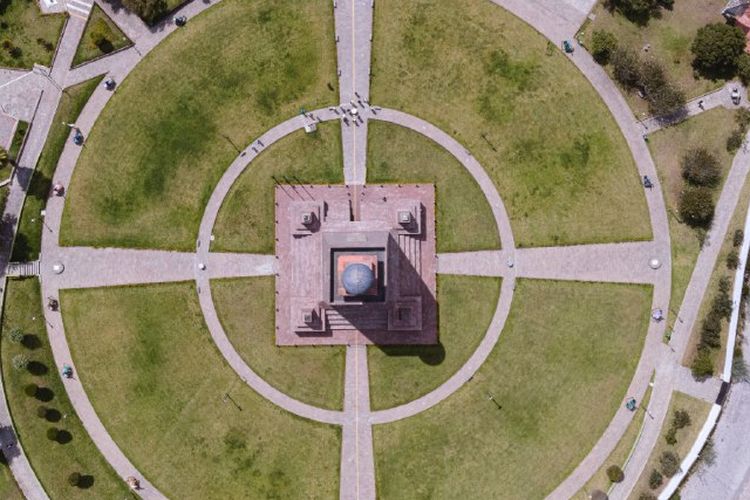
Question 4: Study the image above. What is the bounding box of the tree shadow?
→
[55,430,72,445]
[21,334,41,350]
[44,408,61,423]
[78,475,94,489]
[27,361,48,376]
[35,387,54,402]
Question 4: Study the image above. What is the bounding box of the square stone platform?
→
[274,184,437,346]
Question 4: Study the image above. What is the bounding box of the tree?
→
[691,23,746,76]
[607,0,664,23]
[734,229,745,247]
[727,249,740,269]
[681,148,720,186]
[649,469,664,489]
[660,450,680,477]
[673,409,692,429]
[12,354,29,371]
[88,19,113,53]
[46,427,59,442]
[727,130,744,152]
[68,472,81,487]
[592,30,618,64]
[7,327,23,344]
[739,53,750,85]
[121,0,167,24]
[607,464,624,483]
[679,186,715,227]
[647,82,685,117]
[691,349,715,378]
[0,147,7,169]
[612,48,641,88]
[665,426,677,445]
[737,108,750,133]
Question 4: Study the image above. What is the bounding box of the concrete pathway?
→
[639,82,748,135]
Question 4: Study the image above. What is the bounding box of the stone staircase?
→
[5,261,40,277]
[326,306,388,331]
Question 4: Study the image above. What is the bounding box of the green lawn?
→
[583,0,726,117]
[1,278,130,498]
[62,0,338,250]
[212,123,343,254]
[631,391,712,498]
[12,76,102,263]
[648,108,736,319]
[211,277,345,410]
[72,4,132,67]
[368,275,500,410]
[373,279,652,499]
[7,121,28,163]
[371,0,651,248]
[367,121,500,252]
[60,282,340,499]
[0,0,65,69]
[575,383,653,498]
[0,459,22,500]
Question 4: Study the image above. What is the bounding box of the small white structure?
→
[304,122,317,134]
[52,262,64,274]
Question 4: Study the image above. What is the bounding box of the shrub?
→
[7,328,23,344]
[68,472,81,487]
[647,82,685,117]
[681,148,720,187]
[640,59,667,94]
[727,130,744,153]
[11,354,29,371]
[649,469,664,489]
[46,427,58,441]
[35,406,47,419]
[679,186,715,227]
[660,450,680,477]
[728,250,740,269]
[719,276,731,294]
[665,426,677,445]
[612,48,641,88]
[23,383,37,397]
[692,23,746,76]
[673,409,691,429]
[735,229,745,247]
[608,0,665,23]
[639,494,657,500]
[607,464,624,483]
[592,30,618,64]
[711,289,733,319]
[691,349,715,378]
[122,0,167,24]
[737,109,750,134]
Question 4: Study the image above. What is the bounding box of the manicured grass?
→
[212,123,343,254]
[72,4,132,67]
[631,391,712,498]
[1,278,130,498]
[648,108,736,319]
[373,279,652,499]
[574,383,653,498]
[61,282,340,498]
[683,174,750,371]
[371,0,651,248]
[7,120,28,163]
[62,0,338,250]
[583,0,726,117]
[211,276,345,410]
[367,121,500,252]
[0,459,22,500]
[0,0,65,69]
[12,76,102,262]
[368,275,500,410]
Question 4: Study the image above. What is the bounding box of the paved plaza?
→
[1,0,749,499]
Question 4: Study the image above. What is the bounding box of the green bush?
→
[665,426,677,445]
[739,52,750,86]
[727,249,740,270]
[11,353,29,371]
[23,383,37,398]
[607,464,624,483]
[692,23,746,76]
[639,493,657,500]
[7,327,24,344]
[660,450,680,477]
[46,427,58,441]
[673,409,691,429]
[35,406,47,419]
[691,349,715,378]
[711,289,733,320]
[681,147,720,187]
[719,276,731,294]
[592,30,618,64]
[679,186,715,227]
[122,0,168,24]
[649,469,663,489]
